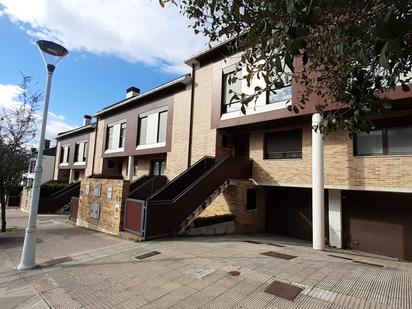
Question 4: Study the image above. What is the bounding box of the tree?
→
[0,75,41,232]
[162,0,412,134]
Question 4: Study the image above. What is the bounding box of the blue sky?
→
[0,1,206,141]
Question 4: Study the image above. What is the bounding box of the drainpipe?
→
[91,118,98,176]
[312,113,325,250]
[187,61,198,169]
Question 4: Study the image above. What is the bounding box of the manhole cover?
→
[265,280,303,301]
[260,251,297,260]
[134,251,161,260]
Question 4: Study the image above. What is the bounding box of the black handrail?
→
[49,181,80,199]
[147,156,215,201]
[148,155,231,204]
[128,175,168,200]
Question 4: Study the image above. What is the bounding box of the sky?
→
[0,0,206,143]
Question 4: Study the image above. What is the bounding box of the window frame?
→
[263,129,303,160]
[221,65,242,114]
[353,125,412,157]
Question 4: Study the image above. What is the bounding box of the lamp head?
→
[37,40,69,72]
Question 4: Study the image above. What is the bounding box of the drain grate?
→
[328,254,353,261]
[45,256,72,266]
[352,260,383,268]
[243,240,287,247]
[265,280,303,301]
[260,251,297,260]
[134,251,161,260]
[267,243,286,248]
[228,271,241,276]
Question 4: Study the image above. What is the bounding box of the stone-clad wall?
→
[20,187,32,213]
[77,177,128,235]
[200,180,266,233]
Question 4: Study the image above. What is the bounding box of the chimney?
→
[44,139,50,149]
[83,115,92,126]
[126,86,140,99]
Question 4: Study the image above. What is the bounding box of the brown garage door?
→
[343,191,412,261]
[266,187,328,241]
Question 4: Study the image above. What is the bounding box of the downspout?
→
[187,62,197,169]
[91,117,99,176]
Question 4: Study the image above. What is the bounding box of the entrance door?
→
[234,134,249,157]
[151,159,166,176]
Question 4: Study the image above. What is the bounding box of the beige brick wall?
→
[190,63,217,163]
[251,124,412,192]
[165,87,191,179]
[20,187,32,213]
[200,180,266,233]
[77,177,128,235]
[53,141,61,180]
[93,119,105,175]
[85,130,96,177]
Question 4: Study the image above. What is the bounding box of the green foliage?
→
[162,0,412,134]
[40,181,70,198]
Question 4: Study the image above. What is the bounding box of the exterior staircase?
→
[124,155,252,239]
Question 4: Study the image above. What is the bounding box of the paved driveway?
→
[1,208,412,308]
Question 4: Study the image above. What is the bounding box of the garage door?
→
[343,191,412,261]
[266,187,328,241]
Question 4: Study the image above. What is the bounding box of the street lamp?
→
[17,40,68,270]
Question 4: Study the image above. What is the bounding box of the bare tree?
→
[0,75,41,232]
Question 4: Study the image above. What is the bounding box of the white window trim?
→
[75,140,87,163]
[60,144,70,165]
[106,120,126,151]
[137,108,168,147]
[136,142,166,150]
[221,99,290,120]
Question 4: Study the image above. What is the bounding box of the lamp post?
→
[17,40,68,270]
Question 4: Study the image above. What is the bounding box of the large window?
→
[74,141,87,163]
[60,145,70,164]
[264,129,302,159]
[354,126,412,156]
[106,121,126,151]
[221,69,242,114]
[137,109,168,147]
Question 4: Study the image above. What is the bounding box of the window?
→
[29,160,36,173]
[60,145,70,164]
[354,126,412,156]
[138,116,148,145]
[151,159,166,176]
[106,126,114,150]
[354,130,383,156]
[221,69,242,114]
[267,70,292,104]
[137,109,168,146]
[157,111,168,143]
[119,123,126,148]
[106,122,126,151]
[246,189,257,210]
[264,129,302,159]
[74,141,87,163]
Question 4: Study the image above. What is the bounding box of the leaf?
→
[379,43,390,69]
[358,48,369,65]
[241,104,246,115]
[275,57,282,72]
[159,0,165,8]
[286,0,295,14]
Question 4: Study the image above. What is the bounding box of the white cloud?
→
[0,83,75,143]
[0,0,207,74]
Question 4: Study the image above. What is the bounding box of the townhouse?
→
[61,41,412,261]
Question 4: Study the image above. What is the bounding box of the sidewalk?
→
[1,208,411,308]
